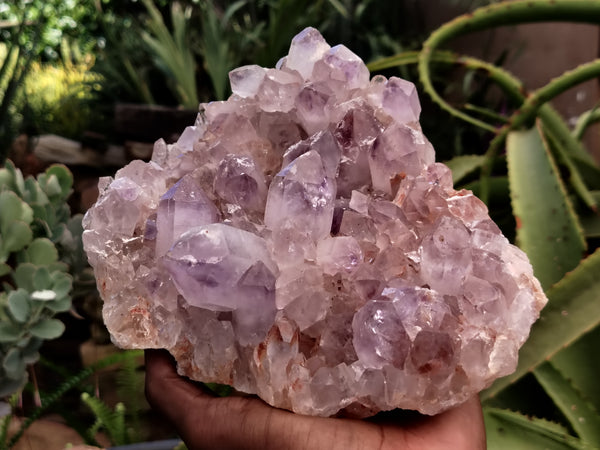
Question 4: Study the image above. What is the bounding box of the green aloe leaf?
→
[444,154,486,185]
[483,248,600,400]
[485,407,593,450]
[506,123,586,290]
[29,318,65,340]
[579,191,600,238]
[533,362,600,446]
[551,326,600,413]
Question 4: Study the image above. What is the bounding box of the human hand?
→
[145,349,486,450]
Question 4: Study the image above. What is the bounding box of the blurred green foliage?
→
[0,161,83,397]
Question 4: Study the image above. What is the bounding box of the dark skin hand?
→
[145,349,487,450]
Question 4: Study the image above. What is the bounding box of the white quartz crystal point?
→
[229,65,267,98]
[163,223,278,343]
[163,223,277,309]
[284,27,331,79]
[316,236,363,275]
[264,150,337,241]
[214,154,268,212]
[177,125,202,152]
[367,75,422,124]
[155,174,220,256]
[313,44,370,92]
[257,69,303,113]
[369,124,435,194]
[352,299,411,369]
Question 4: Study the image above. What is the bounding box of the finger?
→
[144,349,291,449]
[403,396,487,450]
[144,349,210,404]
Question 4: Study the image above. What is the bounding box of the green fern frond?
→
[81,393,130,446]
[7,350,143,448]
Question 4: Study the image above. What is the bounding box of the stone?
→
[83,27,548,417]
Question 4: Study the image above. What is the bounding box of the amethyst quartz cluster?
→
[83,28,547,416]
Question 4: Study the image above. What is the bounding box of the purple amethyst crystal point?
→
[83,27,548,418]
[155,174,220,256]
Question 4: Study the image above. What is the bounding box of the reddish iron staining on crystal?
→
[83,28,547,417]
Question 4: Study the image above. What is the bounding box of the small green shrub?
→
[0,161,82,399]
[16,57,103,139]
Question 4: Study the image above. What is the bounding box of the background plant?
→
[0,0,100,162]
[1,349,146,448]
[369,1,600,447]
[15,39,103,140]
[0,161,89,408]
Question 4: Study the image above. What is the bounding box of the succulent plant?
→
[0,160,82,397]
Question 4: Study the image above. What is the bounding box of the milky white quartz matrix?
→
[83,27,548,417]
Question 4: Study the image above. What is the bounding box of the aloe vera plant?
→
[369,1,600,448]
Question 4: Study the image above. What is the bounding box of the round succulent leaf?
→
[20,337,42,364]
[32,267,52,291]
[45,165,73,199]
[31,203,49,223]
[0,323,22,342]
[0,240,7,263]
[16,335,31,349]
[0,373,27,397]
[8,289,31,323]
[40,174,63,198]
[44,296,71,313]
[23,178,40,203]
[13,168,25,197]
[49,223,67,243]
[48,261,69,273]
[67,214,84,237]
[29,318,65,339]
[25,238,58,265]
[0,167,13,190]
[3,220,33,254]
[0,191,33,231]
[13,263,37,292]
[5,161,26,197]
[3,348,25,379]
[51,273,72,298]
